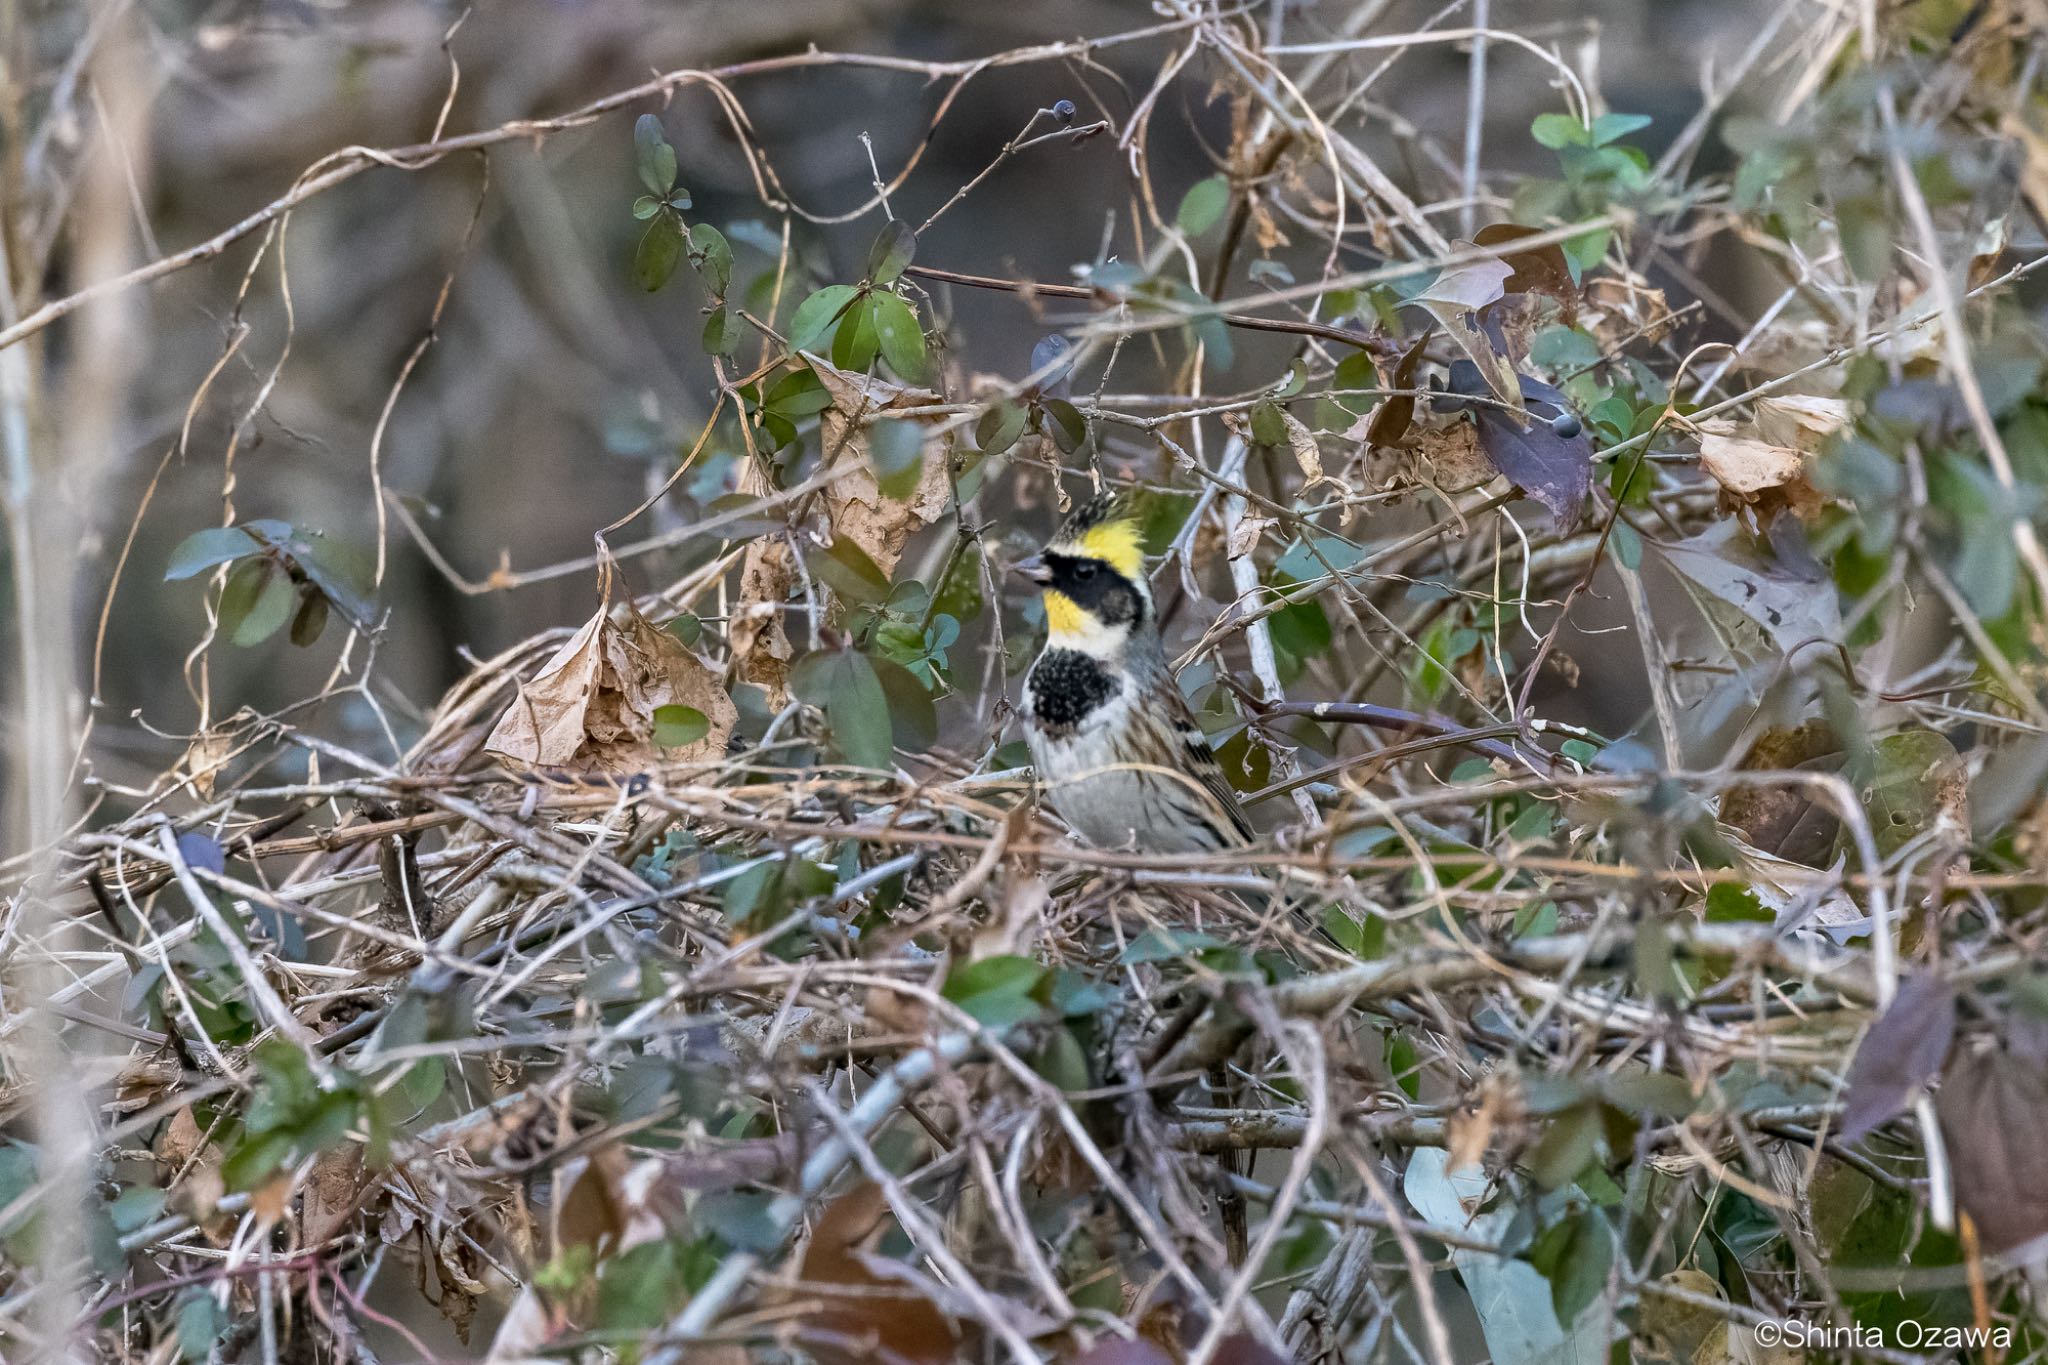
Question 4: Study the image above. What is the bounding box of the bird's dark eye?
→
[1074,562,1097,579]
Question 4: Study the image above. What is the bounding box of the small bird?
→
[1013,492,1254,855]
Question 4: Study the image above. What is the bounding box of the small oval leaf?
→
[634,114,677,195]
[866,219,917,285]
[787,284,858,354]
[871,293,927,382]
[633,214,684,292]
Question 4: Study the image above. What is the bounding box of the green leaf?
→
[870,653,938,748]
[288,589,328,647]
[109,1184,168,1234]
[696,1191,782,1253]
[597,1239,688,1331]
[1861,730,1966,858]
[1562,226,1610,281]
[166,526,259,580]
[1250,398,1289,447]
[764,366,831,419]
[687,222,732,295]
[1385,1029,1421,1100]
[871,292,927,382]
[220,560,293,647]
[787,284,859,354]
[1329,349,1379,416]
[866,418,925,501]
[1120,928,1224,964]
[1529,1209,1614,1325]
[653,704,709,749]
[866,219,917,285]
[943,954,1049,1028]
[1704,883,1771,923]
[806,536,891,605]
[632,195,661,220]
[1525,1101,1604,1189]
[287,530,374,623]
[1177,174,1230,235]
[831,293,880,371]
[1590,112,1651,147]
[790,649,894,770]
[1040,398,1087,454]
[634,113,677,195]
[1531,112,1590,149]
[702,304,740,358]
[634,213,684,292]
[1610,518,1641,571]
[976,400,1028,456]
[1034,1026,1091,1092]
[176,1290,231,1363]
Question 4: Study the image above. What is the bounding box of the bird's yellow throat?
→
[1043,590,1087,638]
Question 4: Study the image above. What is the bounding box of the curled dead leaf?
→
[790,1180,959,1365]
[731,532,795,709]
[1752,395,1850,454]
[180,729,237,799]
[1400,419,1495,495]
[484,600,735,777]
[808,356,953,574]
[1279,409,1326,489]
[302,1145,368,1247]
[1697,432,1806,497]
[1720,718,1844,865]
[1409,250,1524,423]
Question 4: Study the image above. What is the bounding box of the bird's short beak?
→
[1011,554,1052,585]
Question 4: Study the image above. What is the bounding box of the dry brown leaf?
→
[1228,510,1274,560]
[793,1181,958,1365]
[1584,273,1676,347]
[1697,432,1807,497]
[157,1105,209,1170]
[301,1146,367,1247]
[1751,395,1850,453]
[1411,419,1495,494]
[484,600,735,777]
[731,534,795,709]
[1445,1077,1502,1173]
[1279,409,1326,489]
[1369,420,1494,496]
[554,1145,673,1258]
[179,729,236,799]
[808,357,952,574]
[1410,250,1524,423]
[249,1170,294,1225]
[1720,718,1845,865]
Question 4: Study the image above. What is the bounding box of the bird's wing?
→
[1158,681,1257,845]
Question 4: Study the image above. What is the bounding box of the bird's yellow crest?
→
[1074,516,1144,581]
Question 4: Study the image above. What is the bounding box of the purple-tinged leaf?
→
[1937,1045,2048,1251]
[1441,361,1592,523]
[1838,973,1956,1143]
[176,832,227,877]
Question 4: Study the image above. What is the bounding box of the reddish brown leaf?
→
[1473,223,1577,306]
[1364,332,1427,449]
[794,1182,957,1365]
